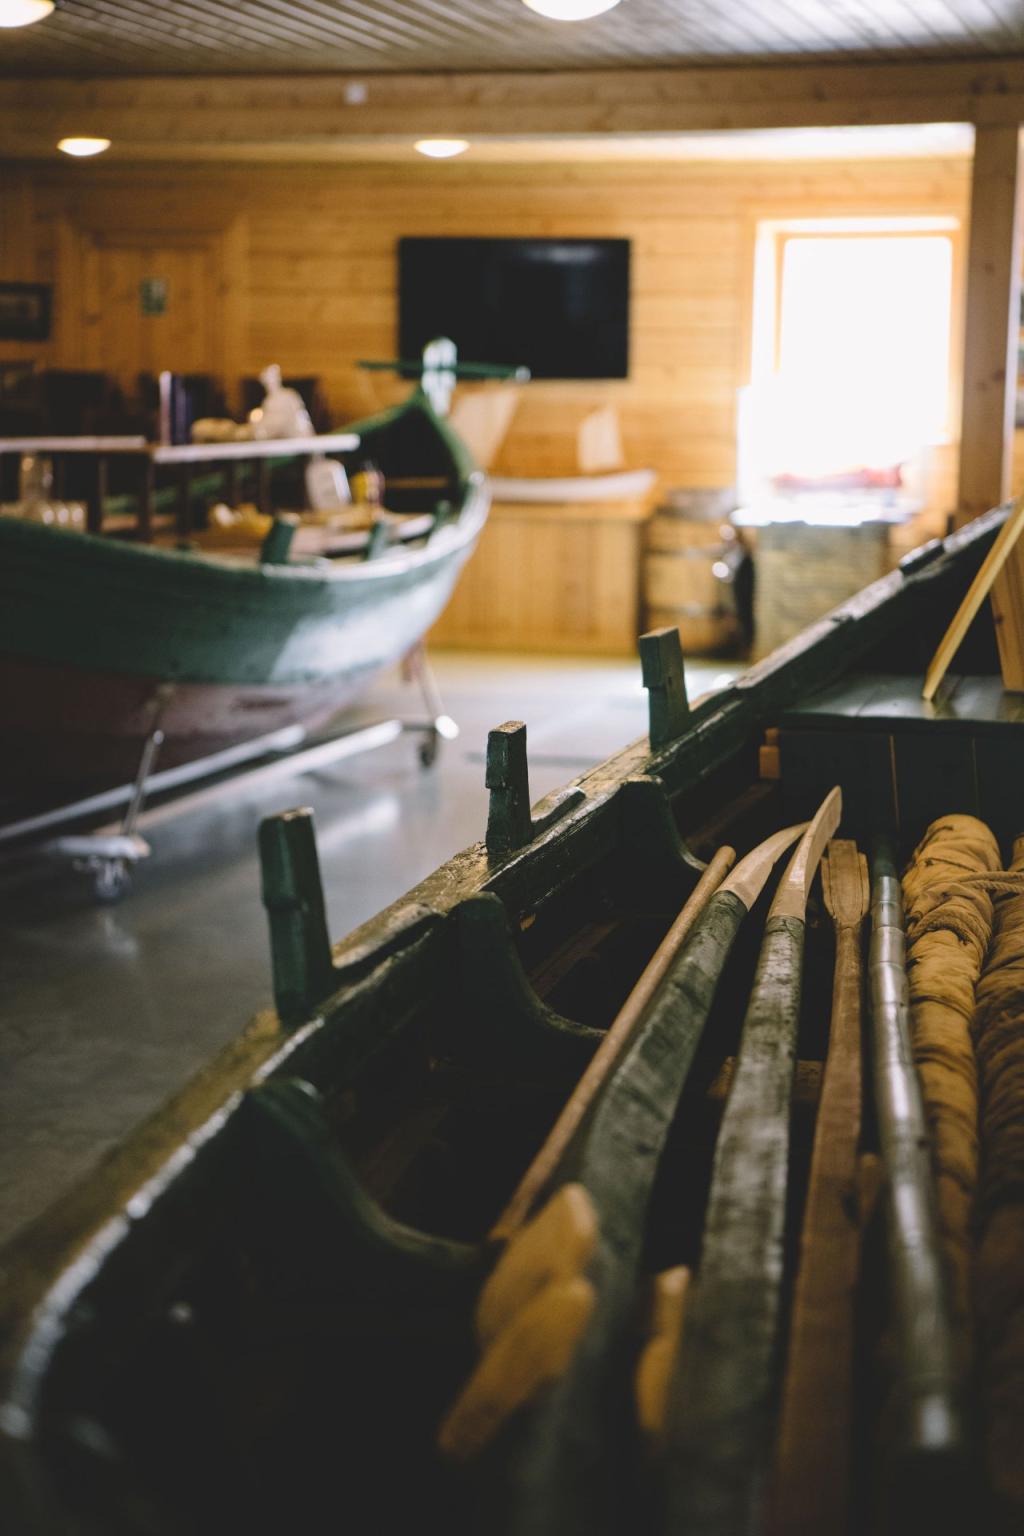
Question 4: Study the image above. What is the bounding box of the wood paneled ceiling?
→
[3,0,1024,78]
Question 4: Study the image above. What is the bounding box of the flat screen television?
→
[398,237,630,380]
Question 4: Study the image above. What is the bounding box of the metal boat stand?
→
[400,641,459,766]
[49,721,166,901]
[0,654,459,901]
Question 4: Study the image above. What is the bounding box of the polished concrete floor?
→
[0,650,738,1248]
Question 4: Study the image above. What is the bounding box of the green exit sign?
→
[140,278,167,315]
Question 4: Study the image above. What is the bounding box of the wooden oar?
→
[662,785,842,1536]
[770,838,870,1536]
[438,820,807,1533]
[493,844,736,1243]
[867,837,965,1514]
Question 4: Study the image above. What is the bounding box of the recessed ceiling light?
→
[522,0,622,19]
[57,137,111,158]
[0,0,54,26]
[414,139,469,160]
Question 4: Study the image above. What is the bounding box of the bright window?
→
[743,218,958,489]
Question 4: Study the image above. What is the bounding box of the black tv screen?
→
[398,237,630,380]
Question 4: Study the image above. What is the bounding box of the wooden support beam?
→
[958,125,1024,689]
[5,60,1024,157]
[958,126,1022,520]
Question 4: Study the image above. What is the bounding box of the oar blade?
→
[770,786,842,921]
[718,821,807,911]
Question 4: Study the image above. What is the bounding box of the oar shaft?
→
[664,913,806,1536]
[493,846,735,1242]
[494,889,752,1536]
[771,840,868,1536]
[868,838,964,1479]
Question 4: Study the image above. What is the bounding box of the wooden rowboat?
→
[0,505,1020,1534]
[0,388,486,793]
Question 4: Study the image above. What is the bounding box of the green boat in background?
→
[0,387,487,794]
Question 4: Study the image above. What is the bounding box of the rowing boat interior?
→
[4,509,1015,1535]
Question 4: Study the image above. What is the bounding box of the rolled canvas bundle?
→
[973,837,1024,1524]
[902,814,1024,1526]
[902,814,1002,1361]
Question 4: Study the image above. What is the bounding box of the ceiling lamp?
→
[414,139,469,159]
[0,0,54,26]
[522,0,621,19]
[57,136,111,157]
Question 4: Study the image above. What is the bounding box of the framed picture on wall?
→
[0,282,52,341]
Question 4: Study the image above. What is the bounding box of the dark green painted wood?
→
[488,891,748,1536]
[485,721,584,856]
[259,808,336,1028]
[784,671,1024,732]
[780,727,896,838]
[268,924,450,1092]
[429,498,455,537]
[663,914,806,1536]
[453,893,602,1081]
[614,773,706,910]
[899,538,945,577]
[640,627,690,750]
[232,1079,483,1302]
[363,518,391,561]
[868,839,965,1516]
[894,732,978,832]
[974,734,1024,846]
[486,722,533,853]
[358,358,528,382]
[259,515,298,566]
[780,666,1024,841]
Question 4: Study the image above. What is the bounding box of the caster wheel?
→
[418,732,439,768]
[93,858,131,903]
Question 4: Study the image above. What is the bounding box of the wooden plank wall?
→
[0,154,984,510]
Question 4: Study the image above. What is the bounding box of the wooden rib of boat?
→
[0,388,486,791]
[0,504,1020,1535]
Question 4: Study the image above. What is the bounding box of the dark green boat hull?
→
[0,392,486,787]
